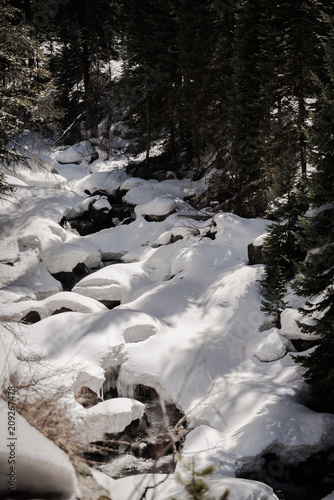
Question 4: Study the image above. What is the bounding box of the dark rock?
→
[132,434,174,460]
[170,234,183,244]
[52,307,73,315]
[100,300,121,310]
[121,217,136,226]
[236,448,334,500]
[248,242,264,265]
[88,198,116,227]
[52,262,88,290]
[21,310,41,324]
[68,218,97,236]
[75,386,102,408]
[144,210,175,223]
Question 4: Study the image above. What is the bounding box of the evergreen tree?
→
[0,0,50,182]
[260,181,308,328]
[293,16,334,412]
[49,0,118,140]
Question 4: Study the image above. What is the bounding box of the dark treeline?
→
[1,0,334,412]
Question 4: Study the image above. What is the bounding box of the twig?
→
[138,474,169,500]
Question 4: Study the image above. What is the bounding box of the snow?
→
[252,232,268,247]
[92,469,279,500]
[252,328,290,362]
[53,141,95,164]
[1,135,333,500]
[73,398,145,444]
[0,291,107,322]
[134,196,176,217]
[0,399,80,498]
[72,262,152,303]
[69,169,129,196]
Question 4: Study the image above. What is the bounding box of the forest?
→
[1,0,334,498]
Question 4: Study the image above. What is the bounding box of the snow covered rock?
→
[70,170,129,196]
[135,196,176,220]
[75,398,145,444]
[72,262,152,303]
[281,308,320,340]
[0,400,80,498]
[0,291,107,323]
[253,328,290,362]
[55,141,95,164]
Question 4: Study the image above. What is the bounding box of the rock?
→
[100,300,121,310]
[52,307,74,315]
[21,310,41,324]
[88,198,116,227]
[52,262,88,290]
[248,242,264,265]
[68,218,97,236]
[75,386,102,408]
[144,210,175,222]
[132,434,174,460]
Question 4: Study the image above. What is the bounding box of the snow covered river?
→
[1,138,334,500]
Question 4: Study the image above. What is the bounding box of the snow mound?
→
[253,328,290,362]
[0,400,80,498]
[54,141,95,164]
[281,308,320,340]
[70,170,129,196]
[0,291,107,322]
[135,196,176,217]
[73,262,152,303]
[92,470,278,500]
[75,398,145,444]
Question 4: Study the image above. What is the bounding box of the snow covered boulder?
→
[281,308,320,341]
[253,328,290,362]
[0,400,80,498]
[135,196,176,221]
[72,262,152,304]
[75,398,145,444]
[0,291,108,323]
[248,233,268,265]
[55,141,95,164]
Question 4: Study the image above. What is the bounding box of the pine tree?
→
[0,0,50,180]
[260,180,308,327]
[49,0,118,140]
[293,16,334,412]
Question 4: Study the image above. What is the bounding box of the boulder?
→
[248,242,264,265]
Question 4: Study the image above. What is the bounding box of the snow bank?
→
[92,469,278,500]
[0,399,80,498]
